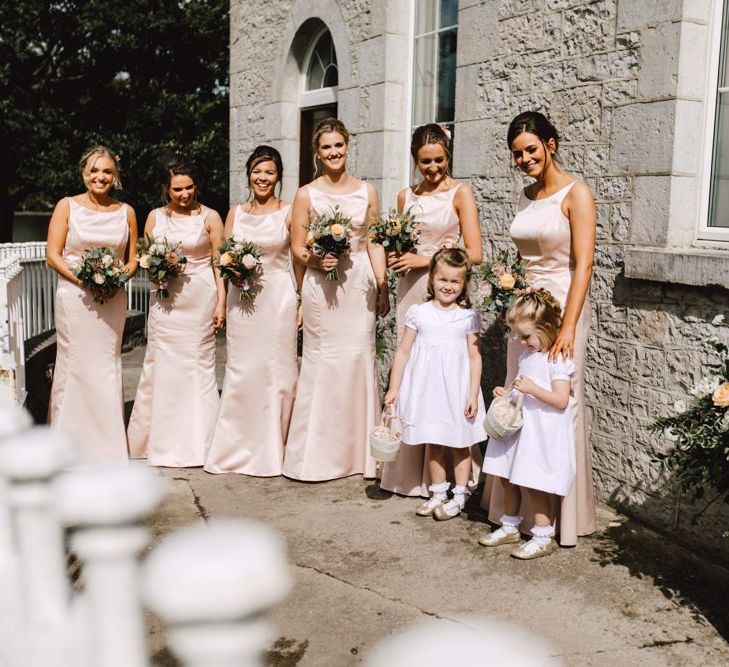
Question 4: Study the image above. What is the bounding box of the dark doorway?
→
[299,104,338,186]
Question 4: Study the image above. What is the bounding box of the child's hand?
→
[464,396,479,419]
[383,389,397,407]
[513,375,538,396]
[493,386,506,398]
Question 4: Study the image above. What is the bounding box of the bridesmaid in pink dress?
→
[380,124,483,497]
[283,118,390,481]
[47,146,138,468]
[128,153,226,467]
[481,111,597,546]
[205,146,301,476]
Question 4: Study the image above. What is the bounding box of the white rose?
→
[102,254,113,267]
[149,244,159,254]
[241,254,258,270]
[92,273,105,285]
[234,243,244,252]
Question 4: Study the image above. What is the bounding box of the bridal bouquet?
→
[306,205,352,281]
[137,236,188,299]
[369,208,420,260]
[474,250,529,316]
[215,238,263,301]
[72,246,127,303]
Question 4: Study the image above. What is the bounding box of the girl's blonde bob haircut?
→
[506,288,562,350]
[79,146,122,190]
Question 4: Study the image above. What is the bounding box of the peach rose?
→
[713,382,729,407]
[498,272,516,290]
[305,231,315,246]
[139,254,150,269]
[219,252,234,267]
[331,223,345,236]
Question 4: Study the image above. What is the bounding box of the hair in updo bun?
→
[79,146,122,190]
[410,123,452,167]
[506,287,563,350]
[157,151,199,204]
[245,145,284,197]
[507,111,562,165]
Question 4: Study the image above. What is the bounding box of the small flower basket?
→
[369,406,402,462]
[484,388,524,441]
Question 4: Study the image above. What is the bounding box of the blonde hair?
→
[425,247,472,308]
[506,288,563,350]
[312,118,350,177]
[80,146,122,190]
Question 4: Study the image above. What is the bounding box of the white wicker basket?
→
[484,389,524,441]
[369,406,402,462]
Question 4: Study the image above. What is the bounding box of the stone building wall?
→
[230,0,729,560]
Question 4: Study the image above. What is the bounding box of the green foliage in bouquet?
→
[306,205,352,281]
[369,207,420,257]
[73,246,127,303]
[136,235,187,299]
[474,250,529,317]
[650,335,729,510]
[215,237,263,301]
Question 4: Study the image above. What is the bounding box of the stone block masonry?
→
[454,0,729,561]
[230,0,729,561]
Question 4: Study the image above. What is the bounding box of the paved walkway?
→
[123,344,729,666]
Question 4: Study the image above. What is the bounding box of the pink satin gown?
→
[204,205,297,476]
[49,197,129,469]
[282,183,379,481]
[128,207,219,467]
[380,184,483,497]
[482,181,596,545]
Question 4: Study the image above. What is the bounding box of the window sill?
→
[624,246,729,289]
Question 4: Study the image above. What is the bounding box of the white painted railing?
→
[0,241,150,341]
[0,255,26,404]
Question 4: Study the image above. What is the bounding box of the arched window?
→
[306,30,338,90]
[300,28,338,109]
[299,27,339,185]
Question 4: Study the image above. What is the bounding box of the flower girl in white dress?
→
[481,288,576,559]
[384,247,486,519]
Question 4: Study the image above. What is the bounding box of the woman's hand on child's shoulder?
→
[513,375,538,396]
[493,386,506,398]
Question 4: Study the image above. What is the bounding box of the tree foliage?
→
[0,0,229,240]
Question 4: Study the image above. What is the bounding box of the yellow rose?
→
[713,382,729,407]
[331,223,344,236]
[498,272,516,290]
[305,231,315,246]
[219,252,234,267]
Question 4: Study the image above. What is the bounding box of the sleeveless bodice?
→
[307,183,369,253]
[405,185,460,255]
[64,198,129,264]
[232,204,291,273]
[509,181,578,306]
[153,207,212,274]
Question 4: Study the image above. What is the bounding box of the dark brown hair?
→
[506,288,563,350]
[246,145,284,198]
[425,246,472,308]
[507,111,562,166]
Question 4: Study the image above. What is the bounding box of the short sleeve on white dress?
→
[549,357,576,382]
[404,304,420,331]
[466,309,481,334]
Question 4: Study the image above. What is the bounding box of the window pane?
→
[721,3,729,88]
[413,33,437,126]
[439,0,458,28]
[415,0,437,35]
[435,29,457,123]
[710,92,729,227]
[306,31,338,91]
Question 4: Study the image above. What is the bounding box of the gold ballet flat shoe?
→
[511,537,556,560]
[478,527,521,547]
[415,497,443,517]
